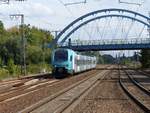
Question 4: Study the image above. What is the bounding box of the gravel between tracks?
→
[70,70,144,113]
[28,69,108,113]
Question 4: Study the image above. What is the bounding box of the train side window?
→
[70,56,72,61]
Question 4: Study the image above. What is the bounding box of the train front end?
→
[51,49,73,78]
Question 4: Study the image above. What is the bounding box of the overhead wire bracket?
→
[64,0,86,6]
[118,0,144,6]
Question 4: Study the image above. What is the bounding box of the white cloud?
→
[0,1,54,28]
[22,3,54,17]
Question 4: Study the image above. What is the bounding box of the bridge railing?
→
[60,38,150,46]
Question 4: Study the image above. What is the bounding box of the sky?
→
[0,0,149,30]
[0,0,149,56]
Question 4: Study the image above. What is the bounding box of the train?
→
[51,48,97,78]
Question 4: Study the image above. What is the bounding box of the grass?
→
[0,63,52,80]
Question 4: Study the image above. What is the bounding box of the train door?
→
[74,55,78,73]
[69,53,74,75]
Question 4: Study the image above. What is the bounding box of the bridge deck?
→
[59,38,150,51]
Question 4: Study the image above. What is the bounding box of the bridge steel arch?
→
[61,14,150,44]
[54,8,150,47]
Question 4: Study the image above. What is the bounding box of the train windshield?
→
[54,50,68,62]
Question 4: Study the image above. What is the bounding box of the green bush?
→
[0,68,9,80]
[0,57,2,67]
[27,63,51,74]
[7,58,15,74]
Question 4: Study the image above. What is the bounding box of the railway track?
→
[0,73,51,84]
[0,65,147,113]
[0,68,104,113]
[19,69,110,113]
[0,73,52,94]
[0,69,101,103]
[0,78,59,102]
[70,69,144,113]
[125,70,150,95]
[138,70,150,78]
[120,65,150,92]
[119,67,150,113]
[0,65,111,103]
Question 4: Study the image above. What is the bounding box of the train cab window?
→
[54,50,68,62]
[70,56,72,61]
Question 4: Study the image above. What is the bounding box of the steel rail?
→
[0,79,59,102]
[124,70,150,96]
[119,67,150,113]
[137,70,150,78]
[1,70,98,102]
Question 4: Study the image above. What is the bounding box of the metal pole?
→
[148,12,150,38]
[10,14,26,76]
[42,35,46,73]
[21,15,26,75]
[20,14,26,76]
[54,31,58,39]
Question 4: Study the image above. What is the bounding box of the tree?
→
[102,54,115,64]
[0,21,4,35]
[26,45,43,64]
[7,58,16,74]
[0,20,54,77]
[0,57,2,67]
[140,49,150,68]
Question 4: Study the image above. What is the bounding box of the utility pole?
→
[148,12,150,38]
[10,14,26,76]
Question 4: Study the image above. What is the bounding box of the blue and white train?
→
[51,48,97,78]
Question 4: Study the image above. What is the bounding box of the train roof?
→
[54,48,74,52]
[53,48,96,59]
